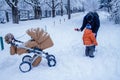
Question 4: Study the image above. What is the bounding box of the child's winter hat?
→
[86,23,91,29]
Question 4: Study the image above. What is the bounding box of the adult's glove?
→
[74,28,80,31]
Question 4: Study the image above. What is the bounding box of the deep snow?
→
[0,11,120,80]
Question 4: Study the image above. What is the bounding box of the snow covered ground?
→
[0,11,120,80]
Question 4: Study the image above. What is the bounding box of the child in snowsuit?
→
[82,23,98,58]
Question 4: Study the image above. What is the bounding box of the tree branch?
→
[5,0,18,8]
[55,3,60,8]
[5,0,13,8]
[24,0,35,7]
[45,2,52,8]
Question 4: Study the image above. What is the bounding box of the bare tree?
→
[24,0,42,19]
[45,0,61,17]
[99,0,112,12]
[5,0,19,24]
[110,0,120,24]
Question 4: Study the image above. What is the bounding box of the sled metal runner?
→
[10,39,56,73]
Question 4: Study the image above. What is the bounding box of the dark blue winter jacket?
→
[80,12,100,34]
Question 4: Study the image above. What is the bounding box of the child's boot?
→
[89,46,95,58]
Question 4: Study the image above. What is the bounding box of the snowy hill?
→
[0,11,120,80]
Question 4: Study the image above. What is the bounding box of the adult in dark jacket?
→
[75,11,100,52]
[80,11,100,38]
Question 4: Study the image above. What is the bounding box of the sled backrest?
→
[26,28,54,50]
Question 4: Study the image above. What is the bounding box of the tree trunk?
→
[45,10,48,18]
[34,6,42,19]
[12,6,19,24]
[67,0,71,19]
[52,9,55,17]
[5,11,9,22]
[60,0,63,16]
[61,5,63,16]
[52,0,55,18]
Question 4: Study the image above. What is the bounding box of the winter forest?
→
[0,0,120,24]
[0,0,120,80]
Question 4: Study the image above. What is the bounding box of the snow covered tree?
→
[110,0,120,24]
[45,0,61,17]
[99,0,112,12]
[70,0,85,12]
[18,0,32,10]
[5,0,19,24]
[0,0,8,23]
[83,0,99,11]
[0,0,4,9]
[24,0,43,19]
